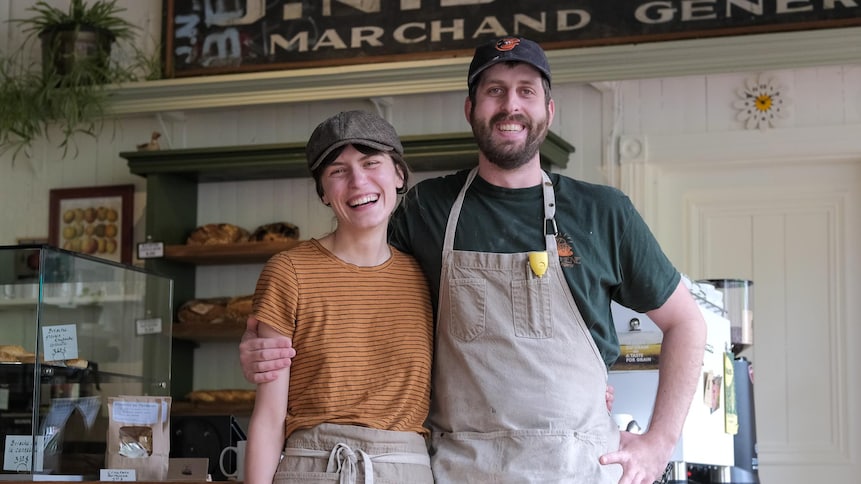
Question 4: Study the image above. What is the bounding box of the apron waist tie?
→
[283,443,430,484]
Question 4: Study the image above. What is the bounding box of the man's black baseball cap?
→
[467,37,552,89]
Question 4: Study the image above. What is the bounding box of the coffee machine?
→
[688,280,760,484]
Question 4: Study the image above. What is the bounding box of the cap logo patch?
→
[495,37,520,52]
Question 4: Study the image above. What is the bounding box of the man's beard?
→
[471,110,549,170]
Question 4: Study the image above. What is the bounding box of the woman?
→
[245,110,434,484]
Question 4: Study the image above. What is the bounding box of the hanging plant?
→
[1,0,158,161]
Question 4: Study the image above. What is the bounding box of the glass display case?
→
[0,245,172,481]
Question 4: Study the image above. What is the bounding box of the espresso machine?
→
[688,279,760,484]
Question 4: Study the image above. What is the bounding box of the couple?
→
[242,36,707,484]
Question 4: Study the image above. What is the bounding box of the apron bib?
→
[430,168,622,483]
[277,423,432,484]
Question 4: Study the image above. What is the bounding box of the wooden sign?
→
[164,0,861,78]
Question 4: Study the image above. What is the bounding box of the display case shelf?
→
[0,361,146,383]
[0,294,143,309]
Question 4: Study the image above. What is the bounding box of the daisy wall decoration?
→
[733,75,790,130]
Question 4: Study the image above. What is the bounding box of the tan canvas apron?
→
[276,423,432,484]
[429,168,622,483]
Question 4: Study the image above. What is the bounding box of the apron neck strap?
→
[442,168,478,252]
[542,171,558,252]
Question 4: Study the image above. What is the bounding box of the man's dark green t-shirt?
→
[388,169,680,368]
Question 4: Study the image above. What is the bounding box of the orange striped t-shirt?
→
[252,239,433,438]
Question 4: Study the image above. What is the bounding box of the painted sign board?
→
[164,0,861,77]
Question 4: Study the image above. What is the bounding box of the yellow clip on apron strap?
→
[529,173,557,278]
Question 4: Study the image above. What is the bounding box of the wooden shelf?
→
[172,321,245,342]
[123,131,574,182]
[163,239,301,265]
[172,400,254,416]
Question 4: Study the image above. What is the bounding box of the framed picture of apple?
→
[48,185,134,264]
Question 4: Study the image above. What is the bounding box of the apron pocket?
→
[276,452,339,483]
[448,278,486,342]
[432,428,620,483]
[511,276,553,338]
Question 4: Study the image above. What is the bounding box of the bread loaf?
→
[0,351,20,362]
[65,358,89,369]
[177,297,231,325]
[186,223,250,245]
[0,345,28,362]
[248,222,300,242]
[186,389,256,403]
[226,295,253,322]
[0,344,26,356]
[186,390,216,402]
[18,353,38,364]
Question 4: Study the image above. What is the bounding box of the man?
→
[240,36,706,484]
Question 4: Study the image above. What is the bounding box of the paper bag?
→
[106,396,171,481]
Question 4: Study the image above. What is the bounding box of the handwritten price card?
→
[42,324,79,362]
[3,436,44,472]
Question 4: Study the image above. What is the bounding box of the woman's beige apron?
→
[429,168,622,483]
[276,423,432,484]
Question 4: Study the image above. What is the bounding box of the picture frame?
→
[13,238,48,280]
[48,185,134,264]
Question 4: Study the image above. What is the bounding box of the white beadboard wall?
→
[615,68,861,483]
[619,66,861,136]
[616,65,861,263]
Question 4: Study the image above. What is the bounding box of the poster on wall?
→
[48,185,134,265]
[163,0,861,78]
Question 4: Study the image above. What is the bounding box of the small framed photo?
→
[13,238,48,280]
[48,184,134,264]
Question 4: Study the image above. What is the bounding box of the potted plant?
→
[22,0,137,81]
[0,0,155,160]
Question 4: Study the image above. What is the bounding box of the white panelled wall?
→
[2,1,860,480]
[615,67,861,482]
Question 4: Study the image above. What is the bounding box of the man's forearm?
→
[647,317,707,453]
